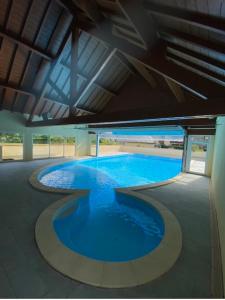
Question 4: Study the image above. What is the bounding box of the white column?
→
[23,131,33,161]
[96,134,100,157]
[0,145,2,161]
[182,133,188,172]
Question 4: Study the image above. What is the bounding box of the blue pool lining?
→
[29,156,184,194]
[35,189,182,288]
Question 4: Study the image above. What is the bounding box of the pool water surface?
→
[39,154,182,262]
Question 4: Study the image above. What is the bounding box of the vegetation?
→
[0,133,23,143]
[33,135,76,145]
[192,144,205,152]
[33,135,49,144]
[65,137,76,145]
[99,138,119,145]
[50,136,64,144]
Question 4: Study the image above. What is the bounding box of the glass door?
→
[186,135,210,175]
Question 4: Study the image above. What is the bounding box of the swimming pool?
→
[38,154,182,262]
[39,154,182,189]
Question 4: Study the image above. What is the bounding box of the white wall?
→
[0,110,90,160]
[211,116,225,290]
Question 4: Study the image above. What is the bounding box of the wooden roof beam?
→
[116,0,157,49]
[0,81,96,115]
[0,82,89,110]
[27,98,225,127]
[0,28,53,61]
[167,42,225,75]
[136,41,225,99]
[77,12,157,58]
[143,2,225,35]
[159,28,225,58]
[71,48,117,108]
[60,62,117,96]
[56,0,103,25]
[165,78,185,103]
[0,82,36,100]
[166,51,225,88]
[69,19,79,109]
[72,0,103,23]
[123,54,157,88]
[88,117,216,129]
[75,107,96,115]
[77,18,225,99]
[28,19,75,121]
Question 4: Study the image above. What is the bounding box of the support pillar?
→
[182,131,188,172]
[96,134,100,157]
[23,131,33,161]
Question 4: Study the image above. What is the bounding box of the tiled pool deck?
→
[0,158,213,298]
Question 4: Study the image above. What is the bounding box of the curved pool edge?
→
[29,158,90,194]
[29,157,184,194]
[35,190,182,288]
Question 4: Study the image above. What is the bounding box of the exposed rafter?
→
[42,111,51,120]
[165,78,185,103]
[143,1,225,35]
[159,28,225,58]
[75,107,95,115]
[27,98,225,127]
[77,11,156,58]
[166,51,225,88]
[71,48,117,108]
[60,62,117,96]
[88,117,216,129]
[167,42,225,72]
[116,0,157,49]
[2,0,225,123]
[28,19,75,121]
[0,82,96,116]
[138,42,225,99]
[72,0,103,23]
[39,101,48,116]
[0,82,36,100]
[77,18,225,99]
[13,0,54,113]
[124,55,157,88]
[115,52,136,74]
[69,19,80,108]
[0,27,53,61]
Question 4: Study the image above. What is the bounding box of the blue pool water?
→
[39,154,182,262]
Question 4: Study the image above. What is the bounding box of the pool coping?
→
[35,190,182,288]
[30,156,183,288]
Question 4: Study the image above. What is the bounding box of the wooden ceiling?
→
[1,0,225,128]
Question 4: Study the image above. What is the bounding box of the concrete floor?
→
[0,159,212,298]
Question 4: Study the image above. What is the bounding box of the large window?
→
[64,137,76,157]
[0,133,23,161]
[33,135,49,159]
[90,134,97,156]
[96,134,184,159]
[99,137,121,156]
[32,134,76,159]
[50,136,64,157]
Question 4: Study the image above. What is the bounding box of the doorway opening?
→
[185,135,213,175]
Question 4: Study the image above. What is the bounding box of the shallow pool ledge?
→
[35,191,182,288]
